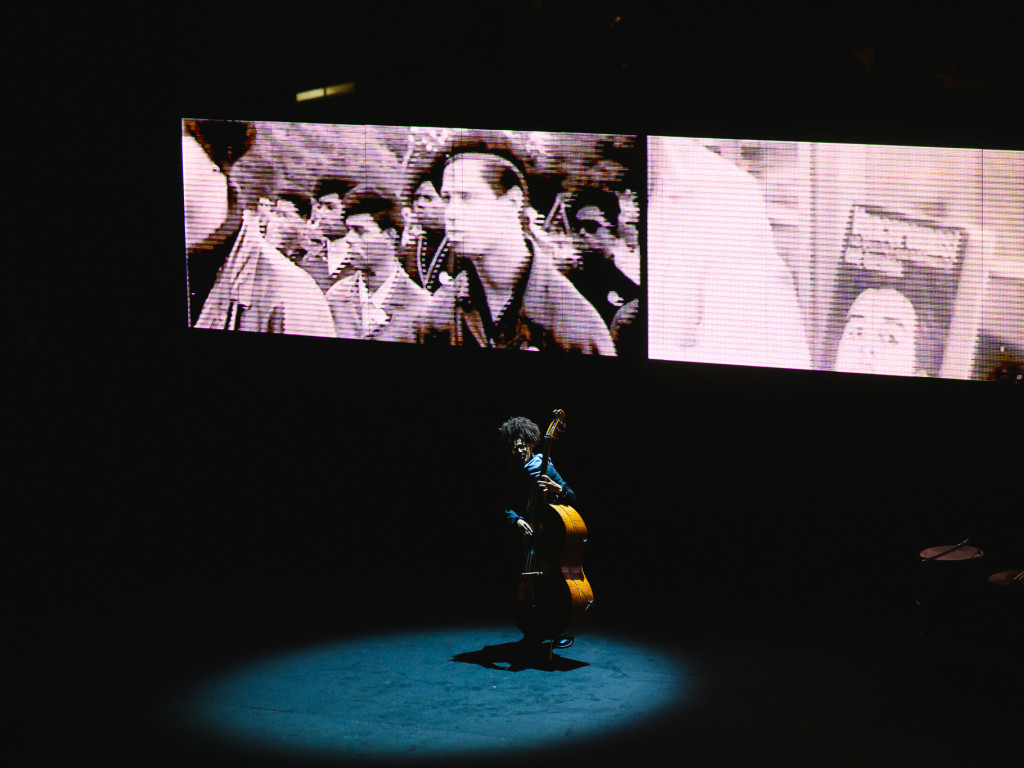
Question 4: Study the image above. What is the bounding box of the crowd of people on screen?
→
[190,122,944,375]
[183,120,642,356]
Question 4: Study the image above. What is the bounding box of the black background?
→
[8,1,1022,764]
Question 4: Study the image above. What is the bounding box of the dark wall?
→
[172,334,1022,625]
[14,322,1018,644]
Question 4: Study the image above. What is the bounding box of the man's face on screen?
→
[412,181,446,231]
[343,213,396,272]
[256,198,274,236]
[573,205,616,258]
[312,193,346,241]
[441,156,520,259]
[265,199,308,255]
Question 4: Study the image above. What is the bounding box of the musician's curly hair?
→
[498,416,540,450]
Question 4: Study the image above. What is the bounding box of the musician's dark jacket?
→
[376,239,616,354]
[502,454,576,527]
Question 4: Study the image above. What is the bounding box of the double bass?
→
[514,409,595,644]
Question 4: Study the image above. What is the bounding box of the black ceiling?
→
[177,0,1023,146]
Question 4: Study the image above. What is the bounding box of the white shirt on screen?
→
[327,266,398,338]
[195,211,338,338]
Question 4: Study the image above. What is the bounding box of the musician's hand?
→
[537,475,563,497]
[516,518,533,537]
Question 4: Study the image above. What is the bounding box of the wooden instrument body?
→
[515,501,594,641]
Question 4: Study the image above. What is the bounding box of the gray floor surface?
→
[13,585,1019,768]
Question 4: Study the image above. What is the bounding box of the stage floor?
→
[11,584,1020,768]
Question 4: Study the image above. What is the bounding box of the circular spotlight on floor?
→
[168,624,696,763]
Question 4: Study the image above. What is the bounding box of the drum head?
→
[920,545,983,561]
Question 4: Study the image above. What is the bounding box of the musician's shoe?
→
[520,635,573,648]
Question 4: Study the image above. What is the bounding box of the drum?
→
[915,543,986,646]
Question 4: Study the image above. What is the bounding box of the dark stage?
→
[8,3,1023,766]
[8,336,1022,767]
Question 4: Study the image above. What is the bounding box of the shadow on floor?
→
[452,640,590,672]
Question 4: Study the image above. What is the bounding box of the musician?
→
[376,136,616,354]
[499,416,578,650]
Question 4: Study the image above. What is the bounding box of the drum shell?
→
[915,546,986,646]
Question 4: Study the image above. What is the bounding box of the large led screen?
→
[648,137,1023,380]
[182,119,1023,380]
[183,120,641,356]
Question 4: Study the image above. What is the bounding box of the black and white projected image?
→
[817,144,1024,380]
[823,205,967,378]
[182,120,640,356]
[647,136,1024,381]
[647,136,813,371]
